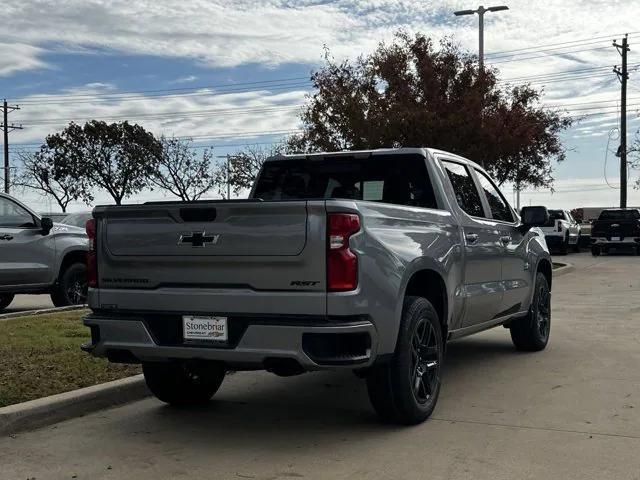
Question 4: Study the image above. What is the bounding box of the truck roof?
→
[267,147,484,171]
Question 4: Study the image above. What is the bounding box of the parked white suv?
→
[540,209,581,254]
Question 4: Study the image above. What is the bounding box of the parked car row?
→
[0,193,90,311]
[528,205,640,257]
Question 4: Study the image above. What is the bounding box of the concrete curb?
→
[553,262,575,277]
[0,375,150,436]
[0,304,87,321]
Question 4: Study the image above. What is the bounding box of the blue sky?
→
[1,0,640,211]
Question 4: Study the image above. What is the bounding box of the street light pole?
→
[454,5,509,71]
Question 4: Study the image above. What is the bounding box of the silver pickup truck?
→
[0,193,89,310]
[83,148,552,424]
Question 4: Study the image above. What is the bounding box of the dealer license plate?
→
[183,315,228,343]
[611,237,621,241]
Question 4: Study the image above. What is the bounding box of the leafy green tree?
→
[288,33,572,189]
[151,137,216,201]
[46,121,162,205]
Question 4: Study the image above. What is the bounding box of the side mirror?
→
[519,206,549,232]
[40,217,54,235]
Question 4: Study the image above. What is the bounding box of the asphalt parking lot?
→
[1,252,639,480]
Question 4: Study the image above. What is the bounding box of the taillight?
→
[86,218,98,288]
[327,213,360,292]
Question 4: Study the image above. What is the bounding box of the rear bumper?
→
[590,236,640,246]
[82,313,379,371]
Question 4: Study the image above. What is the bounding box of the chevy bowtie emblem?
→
[178,231,220,247]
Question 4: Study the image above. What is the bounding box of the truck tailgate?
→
[93,201,327,315]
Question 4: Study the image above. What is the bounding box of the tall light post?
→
[454,5,509,71]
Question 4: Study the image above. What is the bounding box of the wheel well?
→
[58,251,87,280]
[404,269,448,339]
[537,258,552,290]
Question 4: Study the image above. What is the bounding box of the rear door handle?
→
[465,233,479,244]
[500,235,512,244]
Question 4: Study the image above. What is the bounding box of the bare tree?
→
[151,137,217,201]
[214,144,282,198]
[14,150,93,212]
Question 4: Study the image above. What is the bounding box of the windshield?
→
[598,209,640,220]
[62,213,92,227]
[253,154,438,209]
[548,210,566,221]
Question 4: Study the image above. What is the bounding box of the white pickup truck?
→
[540,209,581,254]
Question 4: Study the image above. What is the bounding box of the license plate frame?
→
[611,236,621,242]
[182,315,228,344]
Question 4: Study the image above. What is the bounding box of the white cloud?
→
[0,42,49,76]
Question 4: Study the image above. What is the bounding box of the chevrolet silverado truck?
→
[590,208,640,256]
[0,193,89,311]
[540,209,581,254]
[82,148,552,424]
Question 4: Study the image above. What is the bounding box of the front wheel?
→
[510,272,551,351]
[51,262,88,307]
[0,293,15,311]
[591,246,601,256]
[366,296,443,425]
[143,361,226,406]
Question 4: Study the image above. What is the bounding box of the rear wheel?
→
[591,246,600,256]
[572,238,580,253]
[366,296,443,425]
[0,293,15,311]
[51,262,87,307]
[510,272,551,351]
[143,361,226,406]
[559,234,569,255]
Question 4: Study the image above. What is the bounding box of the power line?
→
[14,76,312,103]
[489,46,613,64]
[485,32,640,57]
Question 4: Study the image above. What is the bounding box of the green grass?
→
[0,310,140,408]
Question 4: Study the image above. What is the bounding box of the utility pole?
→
[1,100,23,194]
[453,5,509,71]
[216,154,232,199]
[613,35,630,208]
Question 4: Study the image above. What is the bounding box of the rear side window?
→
[475,170,514,223]
[253,154,438,209]
[441,161,483,217]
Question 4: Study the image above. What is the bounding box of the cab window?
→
[0,196,37,228]
[474,170,515,223]
[441,161,484,217]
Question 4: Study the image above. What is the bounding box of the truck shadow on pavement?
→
[111,334,529,449]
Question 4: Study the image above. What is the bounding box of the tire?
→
[591,246,600,256]
[510,272,551,351]
[0,293,15,311]
[559,234,569,255]
[143,361,226,406]
[572,239,580,253]
[366,296,444,425]
[50,262,88,307]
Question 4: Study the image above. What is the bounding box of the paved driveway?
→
[2,252,639,479]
